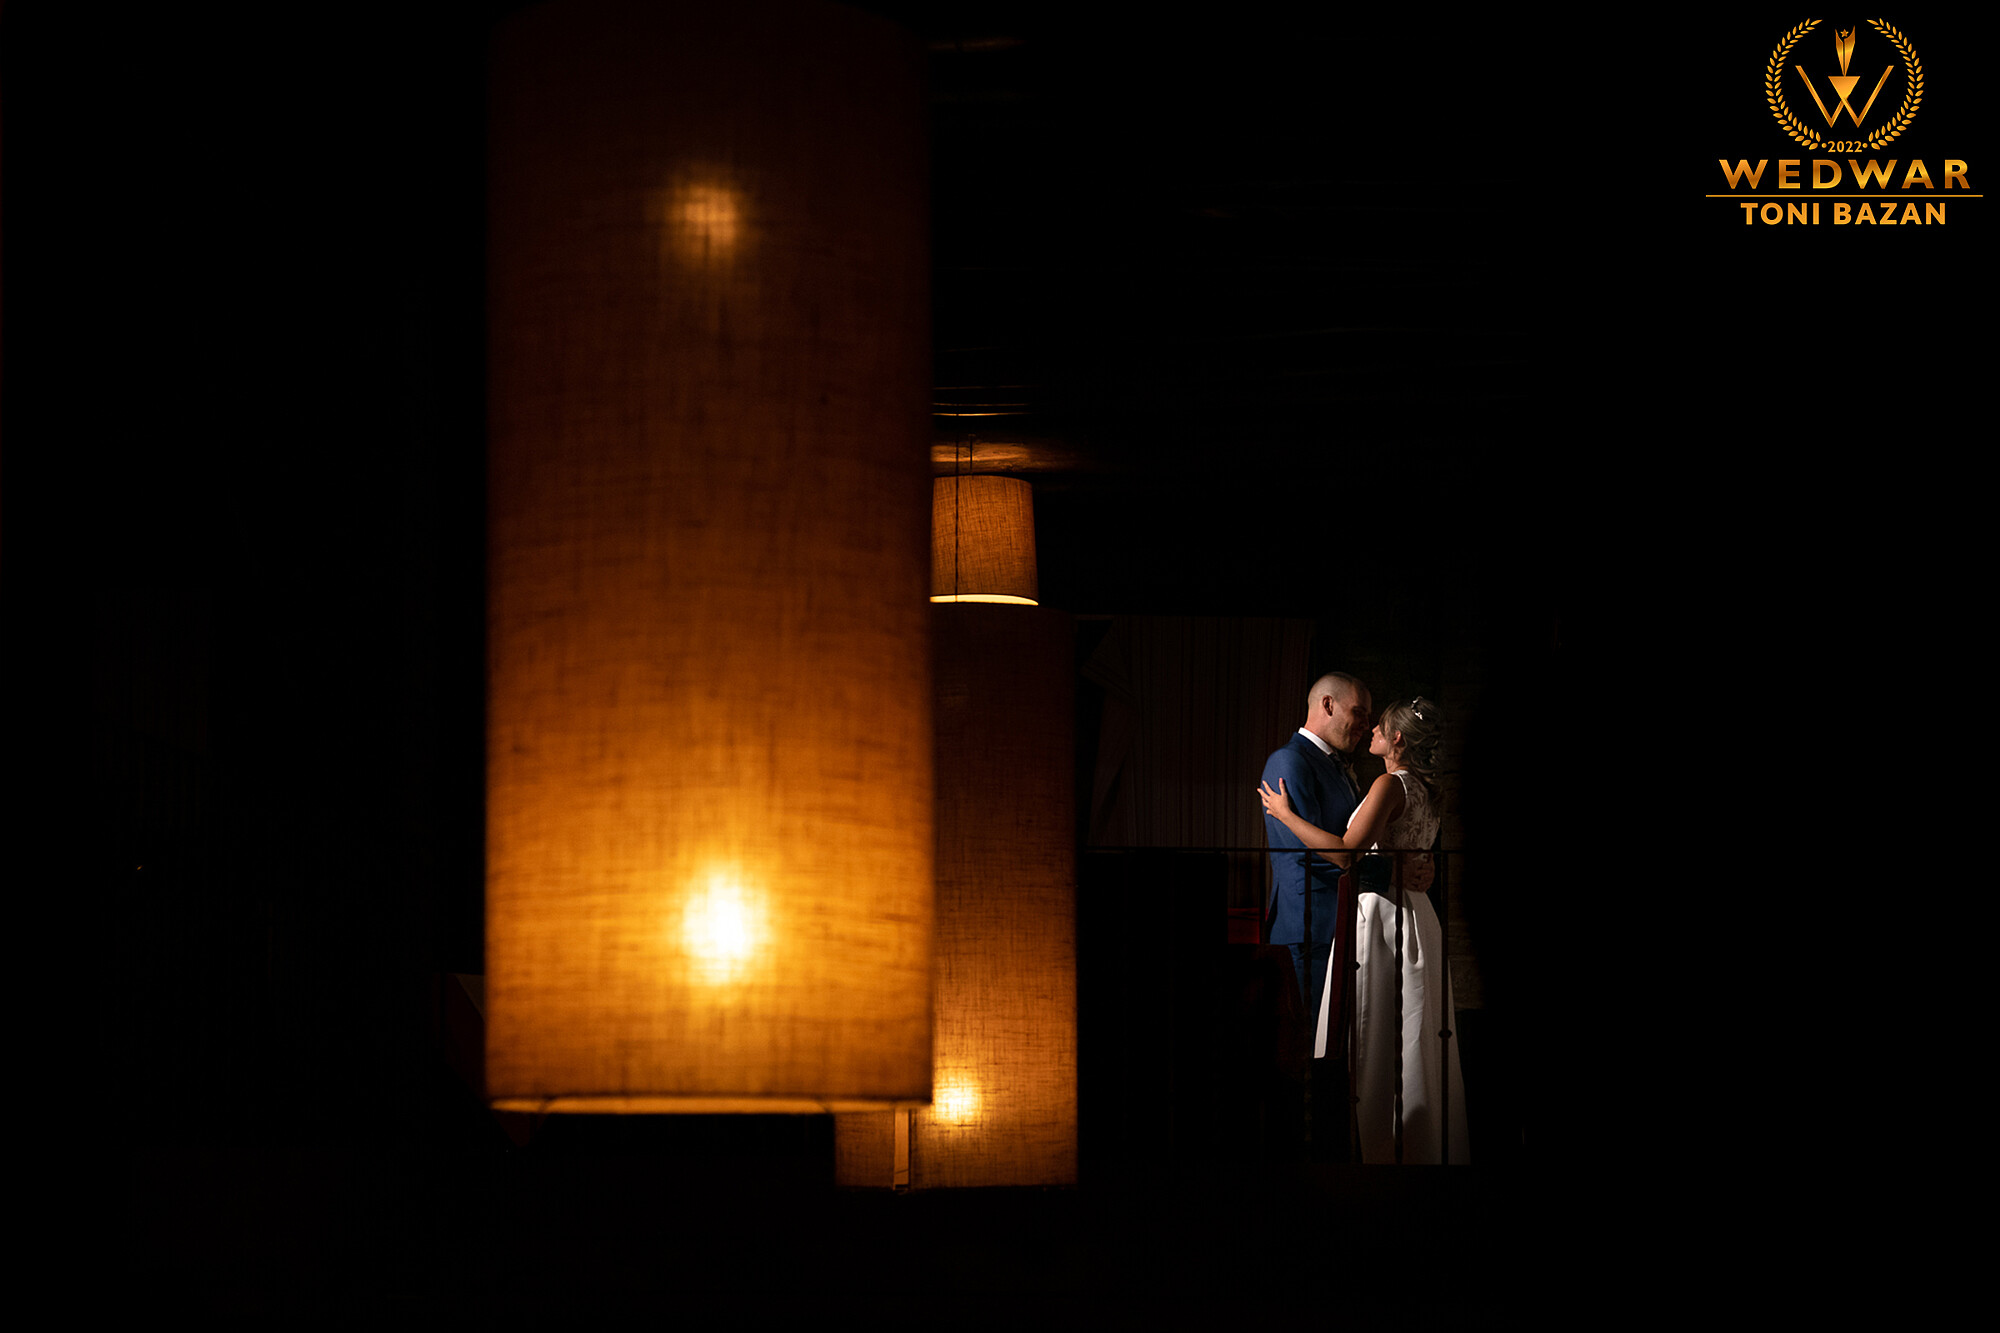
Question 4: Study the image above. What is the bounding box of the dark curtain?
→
[1082,616,1311,910]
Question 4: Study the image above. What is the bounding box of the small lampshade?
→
[931,475,1038,605]
[484,0,934,1113]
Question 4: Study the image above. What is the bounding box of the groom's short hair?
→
[1306,671,1366,716]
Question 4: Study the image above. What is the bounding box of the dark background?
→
[7,2,1986,1319]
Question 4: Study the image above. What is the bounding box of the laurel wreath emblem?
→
[1766,18,1923,149]
[1766,19,1823,148]
[1862,19,1922,149]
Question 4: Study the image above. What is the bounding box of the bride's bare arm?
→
[1260,773,1409,869]
[1262,775,1427,887]
[1341,773,1406,853]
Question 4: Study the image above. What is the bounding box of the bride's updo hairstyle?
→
[1379,696,1444,802]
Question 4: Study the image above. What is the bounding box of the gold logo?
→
[1766,19,1922,151]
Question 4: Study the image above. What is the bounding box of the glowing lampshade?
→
[931,476,1039,605]
[485,1,934,1113]
[837,606,1077,1184]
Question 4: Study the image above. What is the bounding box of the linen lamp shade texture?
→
[485,0,935,1112]
[931,475,1038,604]
[836,606,1078,1184]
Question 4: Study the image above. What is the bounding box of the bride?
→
[1259,697,1470,1164]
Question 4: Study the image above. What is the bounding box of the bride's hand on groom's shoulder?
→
[1258,778,1293,818]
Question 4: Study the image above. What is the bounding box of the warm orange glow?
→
[929,593,1038,605]
[835,608,1076,1185]
[486,0,935,1115]
[932,476,1038,604]
[933,1074,983,1125]
[929,443,1030,467]
[659,179,744,262]
[681,869,765,985]
[679,184,739,237]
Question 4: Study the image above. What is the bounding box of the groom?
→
[1263,671,1372,1020]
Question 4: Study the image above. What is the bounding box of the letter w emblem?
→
[1797,63,1895,127]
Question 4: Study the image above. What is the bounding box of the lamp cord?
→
[955,435,974,599]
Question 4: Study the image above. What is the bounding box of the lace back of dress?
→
[1386,768,1440,853]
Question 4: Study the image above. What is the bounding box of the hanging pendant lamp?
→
[931,474,1039,605]
[837,604,1077,1186]
[484,0,935,1114]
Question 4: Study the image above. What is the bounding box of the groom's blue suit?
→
[1263,731,1358,1014]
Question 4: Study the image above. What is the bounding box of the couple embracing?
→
[1259,672,1470,1164]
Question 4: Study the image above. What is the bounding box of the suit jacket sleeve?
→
[1263,743,1341,890]
[1263,745,1324,836]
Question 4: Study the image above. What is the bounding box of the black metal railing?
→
[1085,843,1464,1166]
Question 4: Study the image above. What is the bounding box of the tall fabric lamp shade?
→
[485,0,935,1113]
[837,606,1077,1185]
[932,475,1038,604]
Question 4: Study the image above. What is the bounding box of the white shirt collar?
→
[1296,727,1333,756]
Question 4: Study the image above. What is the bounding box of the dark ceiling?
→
[14,3,1983,626]
[917,10,1540,467]
[8,2,1571,621]
[900,5,1560,619]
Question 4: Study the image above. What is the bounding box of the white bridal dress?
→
[1313,768,1471,1163]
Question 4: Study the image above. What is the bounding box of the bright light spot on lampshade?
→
[933,1074,983,1124]
[682,869,765,984]
[660,180,742,261]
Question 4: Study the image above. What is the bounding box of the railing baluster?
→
[1437,836,1453,1166]
[1299,848,1313,1153]
[1393,852,1404,1165]
[1093,843,1462,1167]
